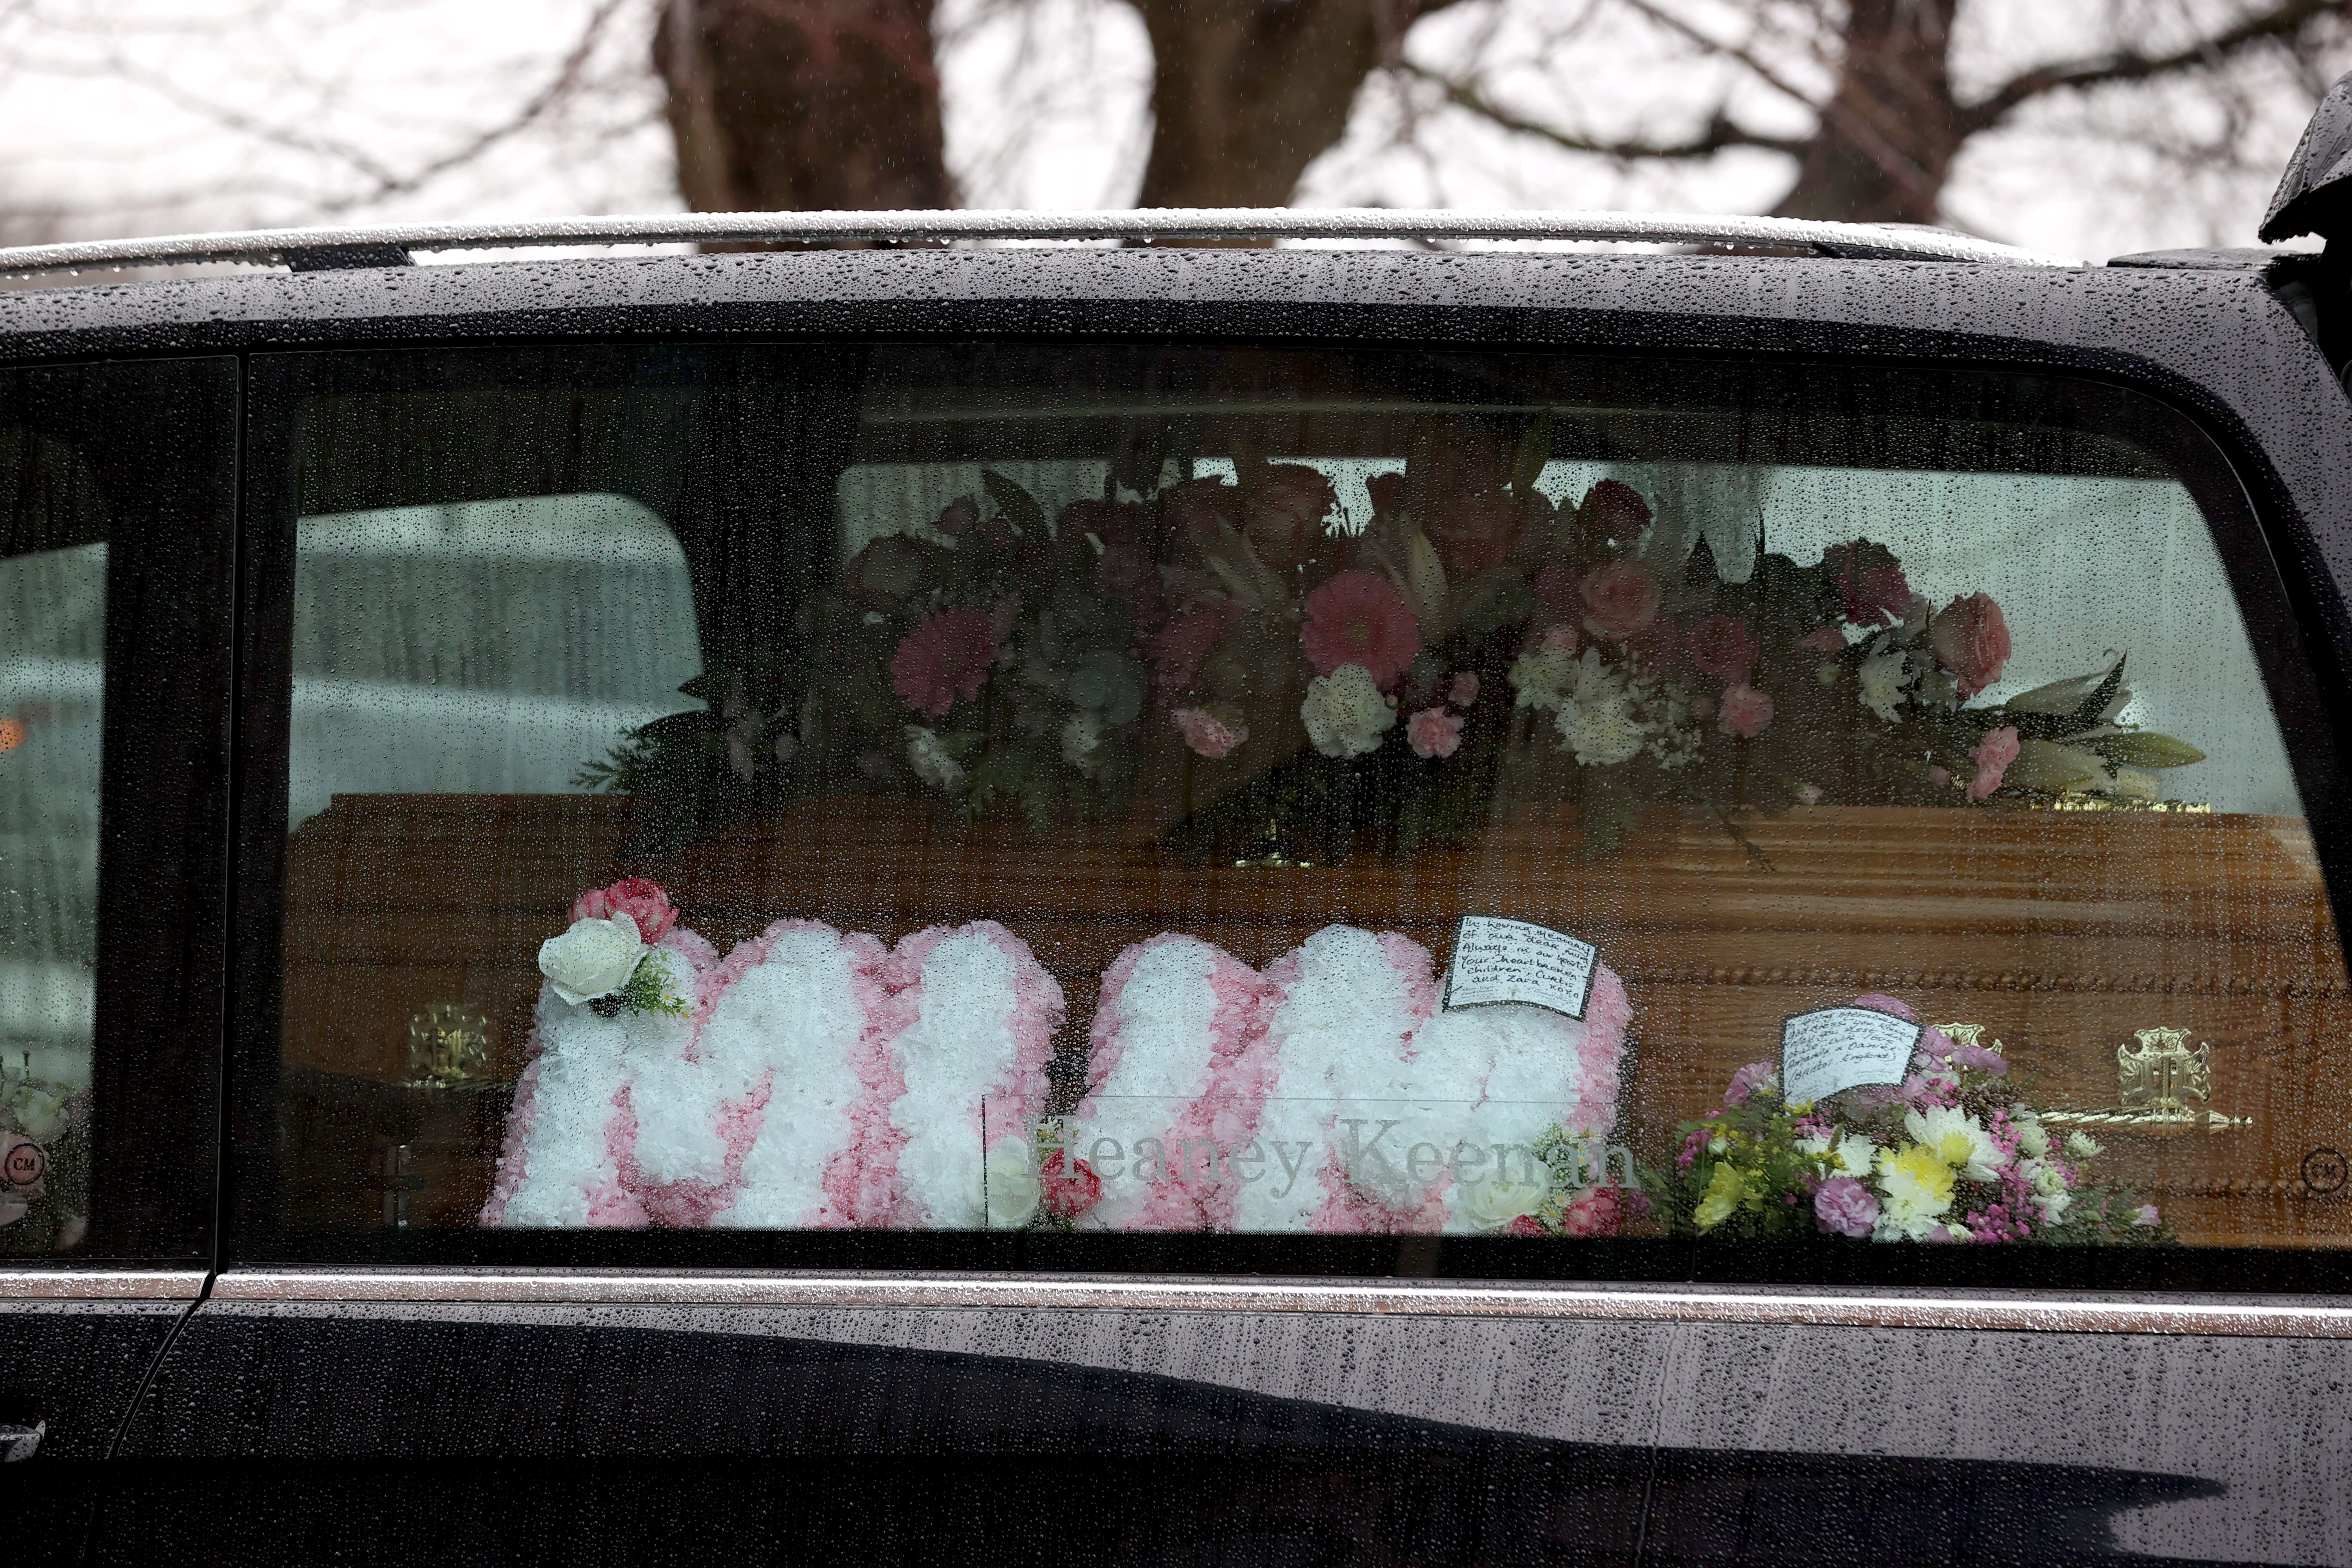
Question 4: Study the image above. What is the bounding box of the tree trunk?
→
[653,0,954,212]
[1770,0,1963,225]
[1126,0,1454,209]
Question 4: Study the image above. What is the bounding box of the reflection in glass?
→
[266,345,2346,1259]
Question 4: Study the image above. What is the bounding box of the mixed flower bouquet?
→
[1469,1124,1651,1237]
[1,1052,88,1252]
[582,415,2205,858]
[1657,994,2172,1246]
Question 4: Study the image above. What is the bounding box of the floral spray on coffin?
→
[1659,993,2173,1246]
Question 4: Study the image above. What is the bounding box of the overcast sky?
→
[0,0,2339,261]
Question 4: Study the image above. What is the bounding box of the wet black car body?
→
[10,98,2352,1568]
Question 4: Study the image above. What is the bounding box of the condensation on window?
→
[262,345,2350,1265]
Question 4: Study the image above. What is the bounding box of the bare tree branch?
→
[1619,0,1943,212]
[91,0,632,215]
[1961,0,2351,134]
[1396,58,1805,160]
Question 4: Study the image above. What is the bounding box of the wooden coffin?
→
[279,790,2352,1244]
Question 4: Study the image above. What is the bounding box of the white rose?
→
[985,1134,1040,1228]
[1301,664,1396,758]
[538,912,646,1006]
[904,725,967,792]
[2015,1119,2050,1159]
[1461,1167,1551,1230]
[1857,646,1909,723]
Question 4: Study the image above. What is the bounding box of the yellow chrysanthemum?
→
[1879,1141,1956,1216]
[1693,1161,1748,1232]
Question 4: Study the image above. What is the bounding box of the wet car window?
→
[0,394,108,1253]
[253,342,2347,1270]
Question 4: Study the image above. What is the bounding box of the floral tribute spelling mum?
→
[1658,995,2171,1246]
[582,416,2204,858]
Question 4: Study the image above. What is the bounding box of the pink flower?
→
[845,535,929,606]
[1242,464,1338,572]
[1826,541,1914,626]
[1928,766,1952,787]
[1798,625,1847,654]
[2134,1204,2161,1227]
[1150,598,1241,694]
[1724,1060,1777,1107]
[1448,671,1480,707]
[1930,593,2012,698]
[1407,707,1463,759]
[1687,614,1761,681]
[1717,683,1773,738]
[1966,725,2020,802]
[933,495,977,537]
[1578,479,1652,539]
[1815,1176,1880,1238]
[1172,706,1246,759]
[1301,570,1421,685]
[1580,558,1662,642]
[891,607,998,718]
[1558,1187,1633,1237]
[1503,1214,1549,1238]
[570,878,677,944]
[1040,1150,1103,1220]
[1855,992,1916,1021]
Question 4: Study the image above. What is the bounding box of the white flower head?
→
[2064,1130,2104,1161]
[1551,649,1648,766]
[1876,1143,1957,1229]
[1858,644,1910,723]
[1461,1168,1551,1231]
[4,1080,70,1144]
[905,725,967,792]
[1872,1207,1945,1243]
[1508,644,1577,710]
[2015,1118,2050,1159]
[984,1133,1041,1228]
[1059,709,1106,774]
[1905,1104,2006,1182]
[1302,663,1396,758]
[538,911,646,1006]
[1832,1131,1878,1179]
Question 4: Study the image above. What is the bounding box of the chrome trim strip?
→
[0,208,2082,276]
[0,1268,208,1300]
[212,1269,2352,1337]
